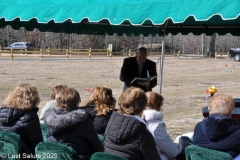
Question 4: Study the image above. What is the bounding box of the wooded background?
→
[1,26,239,56]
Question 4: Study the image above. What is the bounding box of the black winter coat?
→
[44,108,104,160]
[120,57,157,92]
[0,107,43,154]
[104,111,161,160]
[82,104,114,135]
[193,114,240,158]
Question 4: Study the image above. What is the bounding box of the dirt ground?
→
[0,55,239,140]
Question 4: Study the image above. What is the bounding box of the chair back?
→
[40,123,47,142]
[91,152,127,160]
[0,131,21,160]
[185,145,232,160]
[35,142,80,160]
[97,134,104,146]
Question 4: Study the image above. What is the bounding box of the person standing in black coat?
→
[0,84,43,156]
[120,47,157,92]
[44,87,104,160]
[81,86,116,135]
[104,87,161,160]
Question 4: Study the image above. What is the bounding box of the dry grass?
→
[0,56,239,140]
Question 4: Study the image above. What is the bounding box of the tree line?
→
[1,26,239,56]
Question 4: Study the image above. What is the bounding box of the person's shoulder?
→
[81,105,95,112]
[193,121,202,130]
[124,56,135,62]
[43,100,57,109]
[140,125,156,140]
[21,109,39,122]
[146,59,156,64]
[0,107,9,113]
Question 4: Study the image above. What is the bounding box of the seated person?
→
[104,87,161,160]
[81,86,116,135]
[0,84,43,155]
[142,91,182,160]
[39,85,67,123]
[44,87,104,160]
[193,94,240,158]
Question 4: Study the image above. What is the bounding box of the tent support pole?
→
[160,35,165,94]
[159,20,168,94]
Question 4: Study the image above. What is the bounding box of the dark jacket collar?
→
[201,114,240,140]
[0,107,38,125]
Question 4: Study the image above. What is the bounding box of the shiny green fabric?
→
[0,0,240,35]
[91,152,127,160]
[0,131,21,160]
[40,123,47,142]
[35,142,80,160]
[185,145,233,160]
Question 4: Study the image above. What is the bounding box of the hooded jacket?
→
[82,103,114,135]
[193,114,240,158]
[142,110,182,160]
[44,108,104,159]
[39,100,58,123]
[104,111,161,160]
[0,107,43,154]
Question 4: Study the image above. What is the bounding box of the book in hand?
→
[130,75,157,85]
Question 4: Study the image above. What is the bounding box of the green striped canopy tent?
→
[1,0,240,93]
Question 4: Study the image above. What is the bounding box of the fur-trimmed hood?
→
[44,108,88,130]
[142,109,163,122]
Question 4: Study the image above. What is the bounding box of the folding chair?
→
[91,152,127,160]
[35,142,80,160]
[40,123,48,142]
[185,145,232,160]
[0,131,21,160]
[97,134,104,146]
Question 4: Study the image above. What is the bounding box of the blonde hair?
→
[85,86,116,115]
[146,91,164,111]
[208,94,235,117]
[55,87,81,111]
[2,84,40,110]
[118,87,147,115]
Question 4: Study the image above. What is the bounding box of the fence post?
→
[109,48,112,60]
[0,45,1,56]
[215,52,217,60]
[107,48,109,56]
[25,49,27,56]
[69,47,72,56]
[10,48,13,61]
[177,51,180,59]
[128,50,131,57]
[40,49,43,61]
[48,47,50,56]
[89,48,92,60]
[66,49,69,61]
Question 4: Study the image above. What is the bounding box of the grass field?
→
[0,56,238,140]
